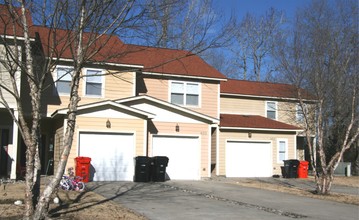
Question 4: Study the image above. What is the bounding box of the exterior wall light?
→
[106,119,111,128]
[248,132,252,138]
[175,123,180,132]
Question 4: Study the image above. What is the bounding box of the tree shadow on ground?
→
[48,182,149,218]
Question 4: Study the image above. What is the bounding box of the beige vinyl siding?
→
[53,122,64,170]
[0,45,21,108]
[142,77,169,101]
[220,96,265,116]
[147,121,210,178]
[45,70,136,115]
[195,82,219,118]
[218,130,296,176]
[65,117,145,169]
[143,77,219,118]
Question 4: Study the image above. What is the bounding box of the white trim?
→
[221,93,317,102]
[217,83,220,119]
[51,58,143,69]
[83,68,105,98]
[277,138,288,163]
[0,35,35,41]
[9,110,19,179]
[216,125,220,176]
[207,125,211,178]
[294,134,297,160]
[220,127,302,132]
[133,72,137,96]
[143,120,147,155]
[143,71,227,81]
[117,95,219,124]
[51,100,155,118]
[53,65,74,96]
[265,101,277,120]
[169,80,201,108]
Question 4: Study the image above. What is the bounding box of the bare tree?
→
[0,0,232,218]
[274,0,359,194]
[231,8,284,81]
[1,0,143,218]
[126,0,235,54]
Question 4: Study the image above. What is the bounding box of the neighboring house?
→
[0,6,35,179]
[218,79,315,177]
[1,7,314,181]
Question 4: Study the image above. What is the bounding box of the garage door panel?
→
[152,136,199,180]
[79,133,134,181]
[226,141,272,177]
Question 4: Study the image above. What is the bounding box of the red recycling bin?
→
[75,157,91,182]
[298,161,309,178]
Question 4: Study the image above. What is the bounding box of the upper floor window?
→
[266,101,277,120]
[85,69,103,96]
[277,139,288,163]
[56,67,73,94]
[170,81,199,106]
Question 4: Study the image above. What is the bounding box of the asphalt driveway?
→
[88,180,359,220]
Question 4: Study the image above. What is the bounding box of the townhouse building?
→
[0,7,314,180]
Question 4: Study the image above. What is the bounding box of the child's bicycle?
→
[59,167,85,191]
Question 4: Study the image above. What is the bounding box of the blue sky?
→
[213,0,313,19]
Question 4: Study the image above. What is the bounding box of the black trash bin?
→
[282,159,300,178]
[134,156,152,182]
[152,156,169,182]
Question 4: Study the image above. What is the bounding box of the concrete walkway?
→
[88,180,359,220]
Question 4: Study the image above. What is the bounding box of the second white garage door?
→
[226,141,272,177]
[79,132,134,181]
[152,135,200,180]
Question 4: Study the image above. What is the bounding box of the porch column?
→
[10,110,19,179]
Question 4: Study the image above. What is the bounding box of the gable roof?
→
[51,100,154,119]
[221,79,315,100]
[32,26,142,68]
[118,44,227,80]
[220,114,301,131]
[116,95,219,124]
[0,5,35,38]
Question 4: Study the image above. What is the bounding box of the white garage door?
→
[226,141,272,177]
[79,132,134,181]
[152,136,200,180]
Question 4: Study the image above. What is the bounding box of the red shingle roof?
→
[31,26,226,79]
[221,79,314,100]
[119,44,227,79]
[32,26,128,64]
[220,114,301,130]
[0,5,35,38]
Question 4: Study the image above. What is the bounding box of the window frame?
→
[169,81,200,107]
[83,68,104,97]
[265,101,277,120]
[55,65,74,95]
[277,138,288,163]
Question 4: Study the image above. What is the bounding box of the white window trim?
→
[277,138,288,163]
[265,101,277,120]
[83,68,105,98]
[169,80,201,107]
[54,65,74,96]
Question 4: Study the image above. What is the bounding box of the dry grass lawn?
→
[231,176,359,206]
[0,179,147,220]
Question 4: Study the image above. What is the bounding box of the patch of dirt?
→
[230,176,359,206]
[0,180,147,220]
